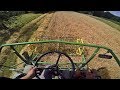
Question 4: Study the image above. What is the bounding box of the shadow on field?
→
[97,67,111,79]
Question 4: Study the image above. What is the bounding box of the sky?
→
[109,11,120,17]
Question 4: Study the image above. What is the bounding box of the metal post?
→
[109,50,120,67]
[10,46,28,64]
[80,47,100,68]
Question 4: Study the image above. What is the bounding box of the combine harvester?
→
[0,40,120,79]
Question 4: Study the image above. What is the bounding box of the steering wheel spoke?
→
[55,53,62,66]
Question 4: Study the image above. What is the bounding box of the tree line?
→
[0,11,27,21]
[0,11,119,23]
[78,11,120,22]
[0,11,50,21]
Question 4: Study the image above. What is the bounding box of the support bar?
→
[10,46,28,64]
[80,48,100,68]
[0,40,120,67]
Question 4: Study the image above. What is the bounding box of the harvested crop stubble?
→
[15,11,120,78]
[16,13,53,67]
[45,11,120,78]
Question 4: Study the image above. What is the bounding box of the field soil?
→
[9,11,120,78]
[46,11,120,79]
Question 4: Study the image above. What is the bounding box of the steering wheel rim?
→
[34,51,75,79]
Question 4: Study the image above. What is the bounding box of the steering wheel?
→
[34,51,75,79]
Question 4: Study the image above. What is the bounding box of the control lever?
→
[98,54,112,59]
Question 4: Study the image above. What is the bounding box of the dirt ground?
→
[18,11,120,79]
[45,11,120,79]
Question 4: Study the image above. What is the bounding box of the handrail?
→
[0,40,111,50]
[0,40,120,66]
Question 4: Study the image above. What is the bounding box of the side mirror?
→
[98,54,112,59]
